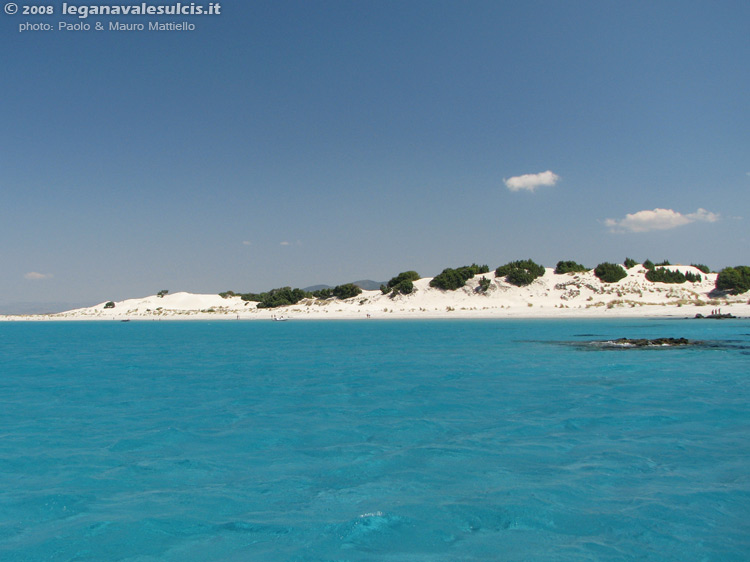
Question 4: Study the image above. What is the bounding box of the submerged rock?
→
[598,337,693,348]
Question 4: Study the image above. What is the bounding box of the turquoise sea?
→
[1,319,748,561]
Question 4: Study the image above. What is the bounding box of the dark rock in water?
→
[695,313,736,319]
[599,337,693,348]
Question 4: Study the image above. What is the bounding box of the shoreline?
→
[1,312,746,322]
[2,266,747,322]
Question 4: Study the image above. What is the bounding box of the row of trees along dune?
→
[213,260,749,309]
[218,283,363,309]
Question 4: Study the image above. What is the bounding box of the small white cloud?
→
[25,272,53,280]
[504,170,560,192]
[280,241,290,246]
[605,208,720,233]
[242,241,252,246]
[687,208,721,222]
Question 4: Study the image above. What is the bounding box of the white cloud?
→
[280,241,290,246]
[504,170,560,192]
[25,272,53,280]
[605,208,720,233]
[242,241,252,246]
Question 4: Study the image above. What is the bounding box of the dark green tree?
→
[430,268,466,291]
[256,287,310,308]
[469,263,491,274]
[716,266,750,295]
[430,264,489,291]
[332,283,362,300]
[495,259,545,287]
[392,279,414,295]
[594,262,627,283]
[311,288,333,299]
[643,259,655,270]
[387,271,421,289]
[554,260,588,274]
[624,257,637,269]
[646,267,687,284]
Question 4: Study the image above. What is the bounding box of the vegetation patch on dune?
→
[383,271,421,295]
[554,260,589,274]
[716,266,750,295]
[645,267,702,284]
[201,257,748,314]
[594,262,627,283]
[430,264,489,291]
[495,259,545,287]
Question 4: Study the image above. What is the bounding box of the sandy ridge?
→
[2,266,748,321]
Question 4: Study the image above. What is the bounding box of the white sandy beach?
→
[2,265,748,321]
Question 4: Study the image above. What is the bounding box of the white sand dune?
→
[2,265,747,321]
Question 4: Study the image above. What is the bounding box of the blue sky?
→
[1,1,748,311]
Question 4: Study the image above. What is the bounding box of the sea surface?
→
[1,319,748,561]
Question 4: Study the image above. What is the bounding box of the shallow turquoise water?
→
[1,319,748,561]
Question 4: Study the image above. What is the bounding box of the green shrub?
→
[387,271,420,289]
[691,264,710,274]
[507,269,537,286]
[624,257,637,269]
[430,268,466,291]
[104,301,115,309]
[554,260,588,274]
[380,284,391,295]
[157,290,169,298]
[716,266,750,295]
[332,283,362,300]
[478,276,491,292]
[495,259,545,287]
[256,287,310,308]
[656,260,671,266]
[646,267,703,283]
[392,279,414,295]
[594,262,627,283]
[646,267,687,284]
[643,259,655,270]
[219,291,237,299]
[430,264,489,291]
[311,288,333,299]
